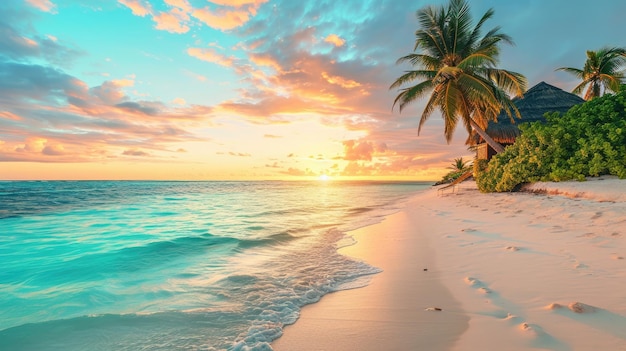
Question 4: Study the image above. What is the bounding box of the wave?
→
[0,310,246,351]
[236,232,298,250]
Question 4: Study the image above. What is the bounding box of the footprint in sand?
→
[519,322,548,338]
[546,302,597,313]
[611,253,624,260]
[551,225,568,233]
[464,277,492,294]
[464,276,484,287]
[503,313,524,324]
[478,287,492,294]
[505,246,521,252]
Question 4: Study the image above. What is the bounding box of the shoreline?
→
[272,191,469,350]
[272,177,626,350]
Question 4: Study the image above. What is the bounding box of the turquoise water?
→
[0,181,430,350]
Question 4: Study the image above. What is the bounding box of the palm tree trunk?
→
[469,118,505,153]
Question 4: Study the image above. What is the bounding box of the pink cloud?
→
[172,97,187,105]
[324,34,345,47]
[89,79,134,104]
[25,0,57,13]
[122,149,151,157]
[42,144,66,156]
[0,111,23,121]
[342,140,388,161]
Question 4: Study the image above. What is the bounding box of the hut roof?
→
[471,81,585,144]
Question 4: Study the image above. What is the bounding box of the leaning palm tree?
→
[556,47,626,100]
[390,0,527,153]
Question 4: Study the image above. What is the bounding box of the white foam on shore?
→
[272,177,625,350]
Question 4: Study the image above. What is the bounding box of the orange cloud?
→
[164,0,192,12]
[192,7,253,31]
[15,137,47,154]
[187,48,236,67]
[209,0,269,7]
[280,167,315,177]
[25,0,57,13]
[342,140,388,161]
[322,72,361,89]
[248,53,282,72]
[324,34,345,47]
[153,9,190,33]
[118,0,152,17]
[228,151,251,157]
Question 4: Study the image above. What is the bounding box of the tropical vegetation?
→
[475,91,626,192]
[436,157,473,184]
[390,0,527,154]
[556,47,626,100]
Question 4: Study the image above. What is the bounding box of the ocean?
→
[0,180,430,350]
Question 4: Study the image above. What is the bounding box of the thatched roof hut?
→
[473,81,585,159]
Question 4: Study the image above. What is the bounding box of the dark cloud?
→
[228,152,251,157]
[0,61,84,104]
[116,101,160,116]
[122,149,150,157]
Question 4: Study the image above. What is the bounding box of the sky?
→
[1,0,625,181]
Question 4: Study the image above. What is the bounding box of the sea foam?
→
[0,181,428,350]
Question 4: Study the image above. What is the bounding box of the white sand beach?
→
[273,177,626,350]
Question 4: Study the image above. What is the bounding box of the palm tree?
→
[448,157,472,172]
[438,157,472,184]
[556,47,626,100]
[390,0,526,154]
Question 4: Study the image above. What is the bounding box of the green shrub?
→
[477,91,626,192]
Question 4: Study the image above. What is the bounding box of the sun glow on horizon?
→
[319,174,330,181]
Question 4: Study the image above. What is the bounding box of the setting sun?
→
[319,174,330,181]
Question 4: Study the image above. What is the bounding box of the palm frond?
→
[393,80,435,112]
[571,79,590,95]
[417,87,441,135]
[389,70,436,90]
[396,53,441,70]
[555,67,584,78]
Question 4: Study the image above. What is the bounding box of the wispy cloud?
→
[25,0,57,13]
[187,47,236,67]
[118,0,152,17]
